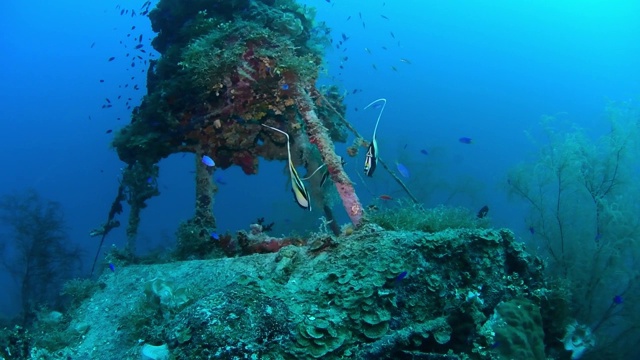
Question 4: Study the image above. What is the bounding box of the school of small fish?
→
[323,0,412,96]
[92,1,155,135]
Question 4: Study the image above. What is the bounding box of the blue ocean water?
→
[0,0,638,340]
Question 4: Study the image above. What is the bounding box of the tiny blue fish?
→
[490,341,501,349]
[613,295,623,304]
[146,177,153,184]
[281,84,290,90]
[215,176,227,185]
[528,226,535,235]
[210,232,220,241]
[396,162,410,178]
[202,155,215,167]
[396,271,408,282]
[459,137,473,144]
[420,149,428,155]
[109,263,115,272]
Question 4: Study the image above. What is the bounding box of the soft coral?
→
[234,151,257,174]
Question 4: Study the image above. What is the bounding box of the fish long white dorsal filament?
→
[301,164,327,181]
[364,98,387,140]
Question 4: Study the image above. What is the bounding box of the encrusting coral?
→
[295,89,363,225]
[27,220,577,359]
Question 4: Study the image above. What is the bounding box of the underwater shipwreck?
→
[3,0,640,359]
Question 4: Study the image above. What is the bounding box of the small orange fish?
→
[379,195,393,201]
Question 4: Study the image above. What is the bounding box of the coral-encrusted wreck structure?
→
[111,0,361,254]
[9,222,579,359]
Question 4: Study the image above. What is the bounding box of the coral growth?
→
[119,162,160,253]
[236,220,305,255]
[116,0,329,172]
[367,200,491,232]
[487,298,545,360]
[31,220,576,359]
[0,190,81,326]
[296,90,363,226]
[507,101,640,358]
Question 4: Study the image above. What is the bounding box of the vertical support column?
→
[296,89,363,226]
[195,154,217,231]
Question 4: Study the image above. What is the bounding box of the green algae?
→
[367,201,491,233]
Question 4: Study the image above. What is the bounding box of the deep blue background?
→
[0,0,638,316]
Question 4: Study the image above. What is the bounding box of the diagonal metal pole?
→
[312,89,420,204]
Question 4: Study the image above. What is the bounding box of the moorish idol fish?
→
[363,98,387,177]
[261,124,311,210]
